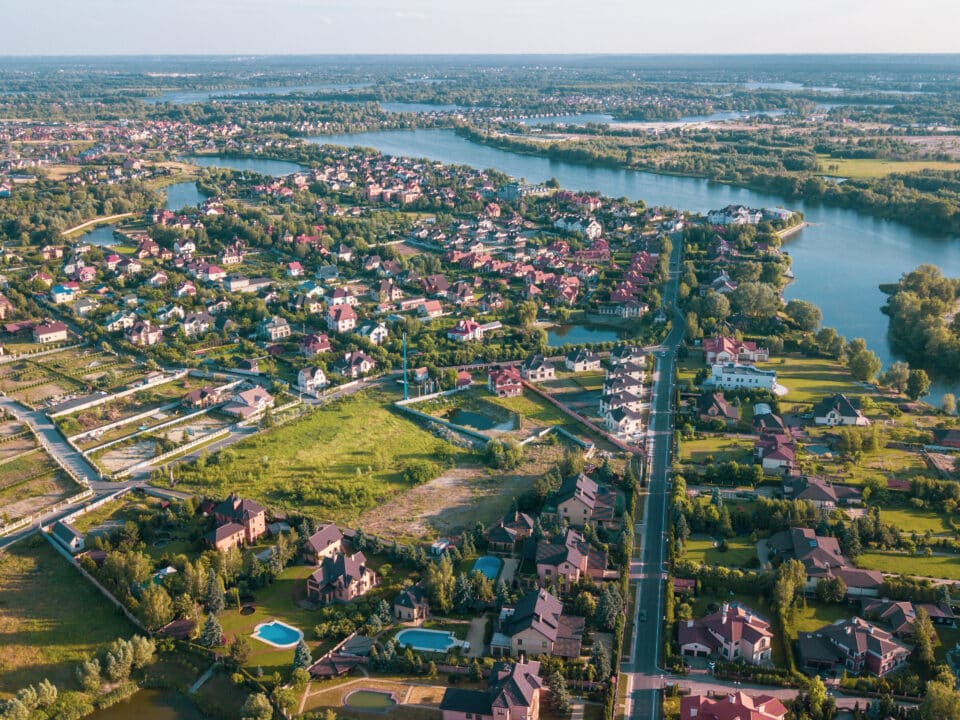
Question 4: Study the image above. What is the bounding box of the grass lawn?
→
[856,550,960,581]
[877,505,952,535]
[166,387,469,523]
[218,563,337,679]
[816,155,960,179]
[487,392,573,429]
[302,675,450,720]
[684,537,757,567]
[0,537,136,698]
[70,493,164,534]
[758,355,863,406]
[678,435,753,465]
[790,601,851,635]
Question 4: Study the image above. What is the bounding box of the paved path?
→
[188,664,218,694]
[465,616,488,658]
[500,557,520,585]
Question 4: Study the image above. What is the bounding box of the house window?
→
[518,639,522,646]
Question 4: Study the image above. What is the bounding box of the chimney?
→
[721,602,729,623]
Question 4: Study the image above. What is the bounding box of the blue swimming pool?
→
[253,620,303,648]
[395,628,459,653]
[472,555,502,580]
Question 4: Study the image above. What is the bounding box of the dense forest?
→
[883,264,960,373]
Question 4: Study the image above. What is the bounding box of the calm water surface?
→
[164,181,207,211]
[85,690,207,720]
[310,128,960,400]
[185,156,304,176]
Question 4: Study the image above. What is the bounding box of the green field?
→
[0,537,136,697]
[878,505,953,535]
[678,435,753,465]
[487,392,573,428]
[758,356,863,405]
[817,155,960,179]
[857,550,960,581]
[684,537,756,567]
[167,387,469,522]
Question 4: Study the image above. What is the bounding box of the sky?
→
[2,0,960,55]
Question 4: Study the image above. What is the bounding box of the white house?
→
[710,363,778,392]
[297,367,328,397]
[357,322,389,346]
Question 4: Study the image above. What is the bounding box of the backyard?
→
[0,537,136,697]
[683,537,757,568]
[855,550,960,581]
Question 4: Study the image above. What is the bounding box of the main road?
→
[623,233,685,720]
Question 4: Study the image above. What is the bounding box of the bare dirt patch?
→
[96,439,156,473]
[0,473,76,521]
[358,441,566,539]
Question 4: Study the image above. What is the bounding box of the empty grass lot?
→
[679,435,753,465]
[816,155,960,179]
[856,550,960,581]
[684,537,757,567]
[757,356,863,405]
[878,506,953,535]
[0,537,136,697]
[167,387,469,524]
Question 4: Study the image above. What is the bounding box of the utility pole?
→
[402,332,408,401]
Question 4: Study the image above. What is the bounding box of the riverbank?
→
[777,221,808,240]
[61,213,135,239]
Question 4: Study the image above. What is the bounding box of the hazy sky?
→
[3,0,959,55]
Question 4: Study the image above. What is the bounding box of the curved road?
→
[623,234,684,720]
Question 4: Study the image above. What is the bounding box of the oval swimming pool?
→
[394,628,459,653]
[472,555,502,580]
[253,620,303,648]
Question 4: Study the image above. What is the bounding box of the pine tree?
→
[454,572,474,612]
[206,572,225,615]
[495,578,511,608]
[547,669,571,714]
[294,638,313,670]
[200,614,224,648]
[914,607,936,671]
[590,641,611,680]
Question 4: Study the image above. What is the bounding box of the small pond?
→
[345,690,398,710]
[80,225,119,247]
[165,181,207,211]
[85,690,207,720]
[446,408,514,432]
[185,155,304,177]
[547,324,622,347]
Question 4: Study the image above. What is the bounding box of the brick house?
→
[306,552,378,604]
[302,523,344,564]
[440,661,543,720]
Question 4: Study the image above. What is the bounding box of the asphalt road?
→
[624,233,685,720]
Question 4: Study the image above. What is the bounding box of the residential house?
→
[50,284,76,304]
[394,584,430,622]
[51,521,85,553]
[565,348,601,372]
[419,300,444,319]
[297,367,328,397]
[327,305,357,333]
[520,354,556,381]
[679,693,787,720]
[605,406,643,437]
[222,386,275,419]
[861,598,955,640]
[798,617,910,677]
[767,527,884,598]
[485,511,535,553]
[125,320,163,346]
[302,523,344,564]
[439,660,543,720]
[609,344,645,366]
[710,363,778,392]
[702,336,770,365]
[287,262,304,278]
[697,392,740,426]
[491,588,584,659]
[552,473,621,531]
[813,393,870,427]
[447,319,484,342]
[335,351,376,379]
[754,434,796,473]
[259,316,291,341]
[678,602,773,664]
[306,552,378,604]
[182,312,214,338]
[300,333,332,357]
[104,311,135,333]
[33,321,68,344]
[357,322,389,346]
[707,205,763,225]
[183,386,225,409]
[535,530,590,591]
[207,494,267,549]
[783,476,862,509]
[291,294,323,315]
[488,366,523,398]
[325,287,357,307]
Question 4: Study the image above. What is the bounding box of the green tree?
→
[293,638,313,670]
[206,572,225,615]
[907,369,932,400]
[943,393,957,415]
[915,607,937,672]
[200,614,224,648]
[848,345,882,382]
[140,584,174,630]
[240,692,274,720]
[785,299,822,332]
[75,659,101,693]
[920,680,960,720]
[881,361,911,392]
[590,641,611,680]
[546,669,571,714]
[230,634,252,666]
[425,555,455,613]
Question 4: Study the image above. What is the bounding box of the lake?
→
[310,128,960,401]
[86,690,208,720]
[80,225,119,247]
[185,156,304,176]
[165,181,207,211]
[547,324,623,347]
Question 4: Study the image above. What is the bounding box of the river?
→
[308,128,960,401]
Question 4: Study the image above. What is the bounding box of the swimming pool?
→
[252,620,303,648]
[472,555,502,580]
[395,628,460,653]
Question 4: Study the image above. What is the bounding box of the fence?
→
[393,402,490,446]
[82,405,224,456]
[47,369,190,418]
[0,486,94,539]
[0,342,86,366]
[42,529,148,633]
[70,401,182,444]
[114,427,232,478]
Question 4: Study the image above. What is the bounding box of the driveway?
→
[464,615,488,658]
[756,539,772,569]
[500,557,520,586]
